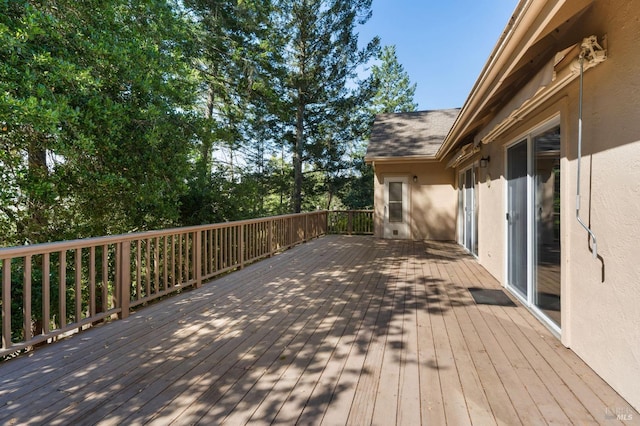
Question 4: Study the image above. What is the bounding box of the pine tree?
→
[370,45,418,114]
[339,45,418,209]
[273,0,379,212]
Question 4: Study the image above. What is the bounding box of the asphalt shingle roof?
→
[365,109,460,159]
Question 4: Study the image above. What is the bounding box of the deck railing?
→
[0,211,345,357]
[0,210,374,357]
[327,210,374,235]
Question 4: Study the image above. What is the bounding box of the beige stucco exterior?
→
[372,161,457,241]
[370,0,640,411]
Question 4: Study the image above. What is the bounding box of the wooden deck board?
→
[395,249,422,426]
[416,245,447,425]
[0,236,637,425]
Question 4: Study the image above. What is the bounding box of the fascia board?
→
[437,0,566,160]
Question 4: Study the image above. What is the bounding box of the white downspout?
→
[575,36,606,259]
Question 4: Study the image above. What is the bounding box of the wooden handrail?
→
[0,210,372,357]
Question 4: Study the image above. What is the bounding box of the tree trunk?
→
[26,135,49,243]
[292,91,304,213]
[201,83,215,170]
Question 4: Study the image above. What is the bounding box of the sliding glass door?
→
[506,122,561,329]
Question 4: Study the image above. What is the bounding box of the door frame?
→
[383,176,410,239]
[503,117,562,336]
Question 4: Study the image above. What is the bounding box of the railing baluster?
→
[184,232,190,284]
[178,234,183,285]
[59,251,66,329]
[24,255,32,341]
[214,228,219,273]
[154,237,159,295]
[268,219,273,257]
[163,235,168,289]
[136,240,142,300]
[102,245,109,314]
[226,228,230,268]
[145,239,151,297]
[43,253,50,334]
[118,242,130,319]
[195,231,202,288]
[239,225,242,264]
[89,246,96,318]
[75,249,82,324]
[170,235,175,289]
[2,259,11,349]
[210,230,215,274]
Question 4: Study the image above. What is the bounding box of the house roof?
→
[365,109,460,162]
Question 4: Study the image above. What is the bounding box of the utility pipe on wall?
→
[575,36,606,259]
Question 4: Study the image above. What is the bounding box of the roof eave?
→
[436,0,570,160]
[365,155,440,165]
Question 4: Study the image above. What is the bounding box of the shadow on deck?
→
[0,236,636,425]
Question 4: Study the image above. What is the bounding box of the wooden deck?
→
[0,236,636,425]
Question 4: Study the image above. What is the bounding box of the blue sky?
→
[358,1,518,110]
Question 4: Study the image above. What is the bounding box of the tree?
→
[339,45,418,209]
[0,0,199,245]
[369,45,417,114]
[272,0,379,213]
[179,0,288,223]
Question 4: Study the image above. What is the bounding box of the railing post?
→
[239,224,245,269]
[324,211,329,235]
[117,242,130,320]
[23,256,32,342]
[75,249,82,326]
[43,253,50,334]
[268,219,273,257]
[348,211,353,235]
[304,213,308,242]
[194,231,202,288]
[289,216,294,247]
[2,259,12,349]
[59,251,67,328]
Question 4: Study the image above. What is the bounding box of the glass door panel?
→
[474,167,479,256]
[464,169,474,252]
[388,182,403,222]
[507,140,528,297]
[383,177,409,239]
[534,126,561,326]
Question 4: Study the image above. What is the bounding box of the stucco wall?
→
[463,0,640,410]
[563,0,640,411]
[373,162,456,240]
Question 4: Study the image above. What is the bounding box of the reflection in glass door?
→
[464,169,474,253]
[506,140,529,297]
[459,168,477,255]
[534,126,561,327]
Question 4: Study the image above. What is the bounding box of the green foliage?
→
[337,44,419,209]
[339,155,374,209]
[370,45,418,114]
[0,0,199,244]
[0,0,398,248]
[267,0,380,212]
